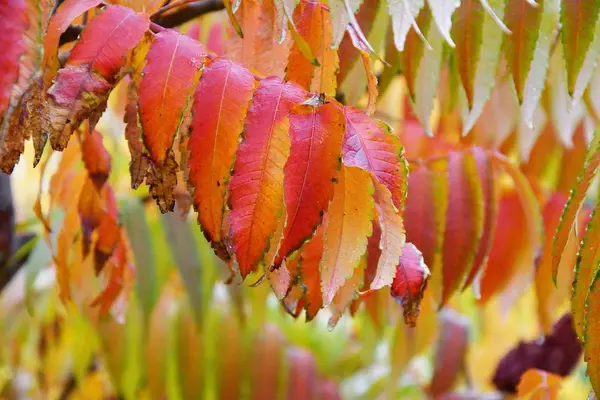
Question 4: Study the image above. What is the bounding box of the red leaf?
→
[441,150,484,305]
[0,0,28,119]
[47,5,149,150]
[390,242,431,327]
[300,227,325,320]
[342,106,408,211]
[42,0,103,88]
[139,29,205,165]
[188,58,256,245]
[228,77,305,277]
[275,102,345,263]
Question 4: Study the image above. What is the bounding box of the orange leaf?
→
[139,29,205,165]
[46,5,149,150]
[286,0,323,89]
[320,166,373,305]
[81,129,111,189]
[462,147,497,291]
[275,102,345,263]
[310,5,339,96]
[228,77,305,277]
[441,150,484,305]
[188,58,256,245]
[299,226,325,320]
[517,369,562,399]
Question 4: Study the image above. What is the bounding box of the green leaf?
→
[121,197,157,319]
[560,0,600,96]
[161,212,203,324]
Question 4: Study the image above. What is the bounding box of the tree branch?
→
[58,0,225,46]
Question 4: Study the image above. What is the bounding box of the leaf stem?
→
[149,0,203,20]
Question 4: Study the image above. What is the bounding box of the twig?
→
[149,0,201,20]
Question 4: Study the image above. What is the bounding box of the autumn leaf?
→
[427,0,459,47]
[371,180,406,291]
[81,128,111,190]
[585,267,600,396]
[387,0,425,52]
[286,0,323,89]
[560,0,600,96]
[328,255,365,328]
[390,242,431,327]
[553,130,600,283]
[275,101,344,264]
[342,106,408,211]
[188,58,256,246]
[429,308,470,396]
[46,5,149,150]
[320,166,373,306]
[441,150,484,305]
[139,29,205,212]
[298,226,325,320]
[503,0,542,103]
[228,77,305,277]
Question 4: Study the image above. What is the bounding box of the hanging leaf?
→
[441,150,484,305]
[560,0,600,96]
[329,0,362,48]
[228,77,305,277]
[320,166,373,306]
[342,106,408,211]
[427,0,459,47]
[139,29,205,212]
[370,180,406,290]
[188,58,256,248]
[553,129,600,283]
[275,102,344,264]
[286,0,323,90]
[328,255,365,328]
[387,0,425,52]
[390,242,431,327]
[503,0,542,103]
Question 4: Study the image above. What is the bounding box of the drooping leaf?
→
[429,308,470,396]
[286,0,323,89]
[320,166,373,306]
[462,147,496,291]
[328,255,365,328]
[574,207,600,338]
[329,0,362,48]
[441,150,484,305]
[138,30,205,212]
[310,6,339,96]
[452,0,505,133]
[228,77,305,277]
[553,129,600,283]
[81,128,111,189]
[390,242,430,327]
[188,58,256,248]
[299,226,325,320]
[370,180,406,290]
[124,33,152,189]
[387,0,425,52]
[42,0,103,88]
[401,6,432,100]
[46,5,149,150]
[0,0,28,120]
[275,102,344,264]
[560,0,600,96]
[503,0,542,103]
[427,0,459,47]
[342,106,408,211]
[404,161,447,276]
